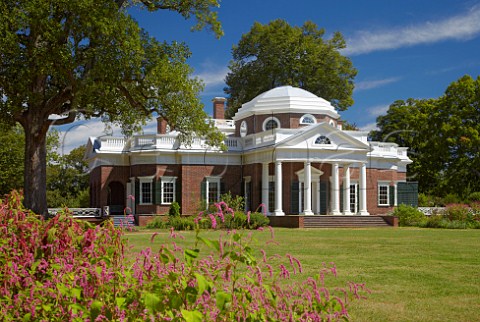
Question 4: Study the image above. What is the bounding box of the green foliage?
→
[372,75,480,198]
[224,211,247,229]
[442,193,462,205]
[444,204,471,222]
[248,212,270,229]
[1,192,364,320]
[393,204,427,227]
[467,192,480,203]
[0,0,224,214]
[146,216,167,229]
[224,19,357,117]
[0,125,24,195]
[168,201,181,217]
[46,145,90,208]
[220,192,244,212]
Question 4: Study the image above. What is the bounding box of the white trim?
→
[377,181,390,206]
[138,176,155,205]
[262,116,281,131]
[240,120,248,137]
[300,114,316,125]
[161,176,177,205]
[205,176,221,206]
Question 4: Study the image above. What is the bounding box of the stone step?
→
[302,216,391,228]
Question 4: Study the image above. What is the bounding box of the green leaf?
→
[71,288,82,300]
[194,273,210,295]
[115,297,126,308]
[197,236,220,251]
[143,292,161,312]
[181,309,203,322]
[216,291,232,311]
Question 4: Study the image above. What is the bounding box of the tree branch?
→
[49,111,76,126]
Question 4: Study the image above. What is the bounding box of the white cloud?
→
[367,104,390,117]
[194,66,228,88]
[360,122,378,132]
[55,118,157,154]
[355,77,401,91]
[344,5,480,55]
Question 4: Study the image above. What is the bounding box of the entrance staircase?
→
[302,215,392,228]
[268,215,396,228]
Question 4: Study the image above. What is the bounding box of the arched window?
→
[300,114,316,125]
[315,135,331,145]
[262,117,280,131]
[240,121,248,137]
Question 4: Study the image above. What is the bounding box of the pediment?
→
[295,166,324,180]
[276,122,370,151]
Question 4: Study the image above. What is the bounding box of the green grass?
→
[124,228,480,321]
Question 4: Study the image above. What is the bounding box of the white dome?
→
[233,86,339,120]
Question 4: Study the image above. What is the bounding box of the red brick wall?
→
[235,113,337,136]
[180,164,242,214]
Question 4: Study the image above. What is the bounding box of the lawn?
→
[124,227,480,322]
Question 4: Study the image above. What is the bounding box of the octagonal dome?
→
[232,86,340,120]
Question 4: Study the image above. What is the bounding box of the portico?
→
[259,159,370,216]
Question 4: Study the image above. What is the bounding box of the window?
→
[300,114,316,125]
[315,135,331,145]
[161,177,177,204]
[139,176,154,205]
[240,121,248,137]
[204,177,221,206]
[378,183,389,206]
[263,117,280,131]
[268,181,275,212]
[350,183,357,213]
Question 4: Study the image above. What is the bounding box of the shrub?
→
[224,211,247,229]
[168,201,181,217]
[166,215,195,230]
[0,191,366,320]
[247,211,270,229]
[146,215,166,229]
[393,204,426,227]
[468,192,480,203]
[442,193,462,205]
[445,203,471,221]
[220,191,245,212]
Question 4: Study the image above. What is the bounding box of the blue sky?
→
[59,0,480,152]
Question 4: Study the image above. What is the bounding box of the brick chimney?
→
[212,97,226,120]
[157,116,168,134]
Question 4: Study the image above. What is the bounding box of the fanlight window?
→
[300,114,316,124]
[264,118,279,131]
[315,135,331,145]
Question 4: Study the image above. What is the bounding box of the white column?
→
[358,162,369,215]
[273,161,285,216]
[262,162,269,215]
[343,164,352,215]
[205,179,209,209]
[331,163,341,215]
[302,161,314,215]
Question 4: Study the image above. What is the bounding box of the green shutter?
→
[155,180,162,205]
[291,181,299,214]
[220,181,226,197]
[200,180,206,205]
[397,182,418,207]
[320,181,328,215]
[389,185,395,206]
[134,180,139,206]
[175,179,181,204]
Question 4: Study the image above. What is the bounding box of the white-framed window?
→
[378,182,390,206]
[329,119,336,127]
[350,183,358,213]
[315,135,331,145]
[161,176,177,205]
[139,176,155,205]
[240,120,248,137]
[300,114,316,125]
[262,116,280,131]
[205,177,221,205]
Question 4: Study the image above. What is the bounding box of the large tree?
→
[224,19,357,117]
[0,0,224,215]
[372,75,480,197]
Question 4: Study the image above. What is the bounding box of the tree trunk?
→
[22,114,49,216]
